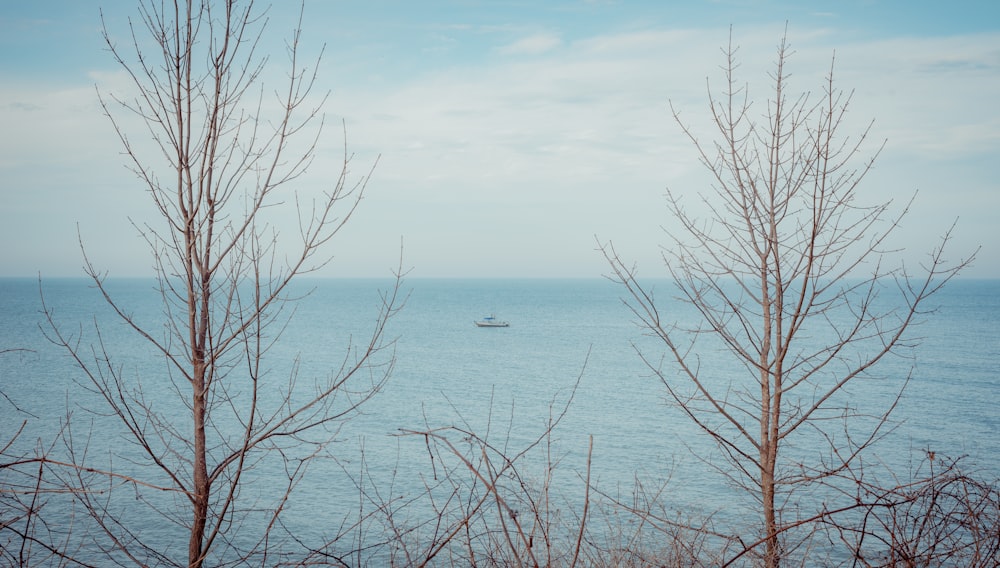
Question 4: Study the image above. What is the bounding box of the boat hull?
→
[475,315,509,327]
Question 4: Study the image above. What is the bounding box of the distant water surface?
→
[1,277,997,557]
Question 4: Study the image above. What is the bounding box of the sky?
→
[1,1,998,279]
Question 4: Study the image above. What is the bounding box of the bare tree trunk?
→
[760,278,778,568]
[190,358,208,567]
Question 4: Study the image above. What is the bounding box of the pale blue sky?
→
[2,1,998,278]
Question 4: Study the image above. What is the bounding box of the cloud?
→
[2,17,998,277]
[319,24,999,276]
[496,32,562,56]
[6,101,42,112]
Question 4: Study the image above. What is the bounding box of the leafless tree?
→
[601,31,975,567]
[37,1,403,566]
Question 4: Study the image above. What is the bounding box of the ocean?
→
[1,277,997,562]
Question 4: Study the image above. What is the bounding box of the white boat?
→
[475,315,509,328]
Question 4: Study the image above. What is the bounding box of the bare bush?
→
[830,454,1000,567]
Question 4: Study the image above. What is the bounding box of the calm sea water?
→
[2,277,997,559]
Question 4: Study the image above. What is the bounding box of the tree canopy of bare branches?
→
[601,31,975,567]
[34,1,404,565]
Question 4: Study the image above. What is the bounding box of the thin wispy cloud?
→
[496,32,562,55]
